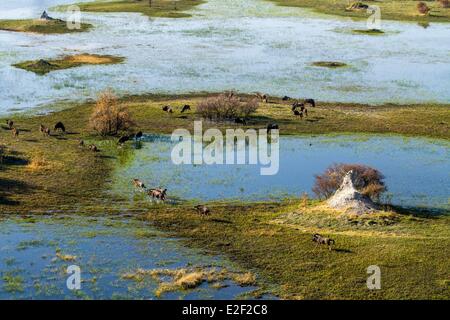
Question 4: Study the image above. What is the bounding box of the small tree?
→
[417,2,430,15]
[89,90,134,136]
[312,163,386,201]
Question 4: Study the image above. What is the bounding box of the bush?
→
[197,93,258,121]
[439,0,449,8]
[417,2,430,14]
[312,163,386,201]
[89,90,134,136]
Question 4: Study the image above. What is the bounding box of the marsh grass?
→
[145,200,449,299]
[65,0,205,18]
[122,267,257,297]
[13,54,124,76]
[1,93,449,213]
[269,0,450,22]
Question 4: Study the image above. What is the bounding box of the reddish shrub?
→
[197,93,258,121]
[439,0,449,8]
[417,2,430,14]
[312,163,386,201]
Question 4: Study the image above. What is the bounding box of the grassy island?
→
[0,18,92,34]
[13,54,125,75]
[62,0,205,18]
[269,0,450,23]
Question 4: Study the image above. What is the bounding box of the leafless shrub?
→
[197,93,259,121]
[313,163,386,201]
[89,90,134,136]
[417,2,430,14]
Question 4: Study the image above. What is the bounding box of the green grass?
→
[62,0,205,18]
[269,0,450,23]
[2,273,24,293]
[1,93,448,215]
[311,61,348,68]
[0,19,92,34]
[1,93,449,299]
[144,200,450,299]
[13,54,125,75]
[352,29,385,35]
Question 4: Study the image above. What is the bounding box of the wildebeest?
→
[6,120,13,129]
[181,105,191,113]
[134,131,143,139]
[12,127,19,138]
[54,121,65,133]
[293,109,303,119]
[88,144,99,152]
[282,96,291,101]
[235,117,247,125]
[118,135,130,145]
[255,92,268,103]
[312,233,335,251]
[132,178,146,189]
[148,188,167,201]
[162,105,173,113]
[291,101,304,111]
[78,139,84,148]
[194,205,210,216]
[267,123,279,133]
[304,98,315,108]
[39,124,50,137]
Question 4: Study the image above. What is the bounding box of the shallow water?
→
[1,0,450,115]
[0,215,263,299]
[110,134,450,211]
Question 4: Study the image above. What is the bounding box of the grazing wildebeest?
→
[312,233,335,251]
[267,123,279,133]
[304,99,315,108]
[54,121,65,133]
[12,127,19,138]
[88,144,99,152]
[78,139,84,148]
[181,105,191,113]
[6,120,13,129]
[255,92,268,103]
[162,105,173,113]
[134,131,143,139]
[118,135,130,145]
[282,96,291,101]
[293,109,303,119]
[235,117,247,125]
[291,101,304,111]
[132,178,146,189]
[39,124,50,137]
[194,205,210,216]
[148,188,167,201]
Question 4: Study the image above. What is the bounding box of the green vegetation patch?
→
[269,0,450,23]
[65,0,205,18]
[0,19,92,34]
[13,54,125,75]
[312,61,348,68]
[352,28,385,35]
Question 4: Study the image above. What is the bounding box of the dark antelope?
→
[181,105,191,113]
[148,188,167,201]
[6,120,14,129]
[54,121,66,133]
[39,124,50,137]
[312,233,335,251]
[194,205,210,216]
